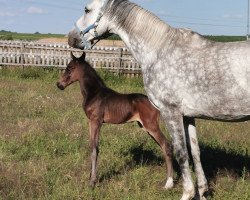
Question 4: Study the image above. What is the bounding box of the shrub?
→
[0,35,13,40]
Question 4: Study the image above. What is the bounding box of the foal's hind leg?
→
[140,117,174,189]
[88,119,102,187]
[184,117,208,199]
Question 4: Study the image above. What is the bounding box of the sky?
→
[0,0,249,36]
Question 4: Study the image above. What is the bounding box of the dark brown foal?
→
[57,52,174,189]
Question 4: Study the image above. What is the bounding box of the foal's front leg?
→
[89,119,102,187]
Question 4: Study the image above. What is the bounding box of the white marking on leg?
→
[186,119,208,199]
[164,177,174,189]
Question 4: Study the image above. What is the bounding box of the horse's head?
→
[57,52,86,90]
[68,0,111,49]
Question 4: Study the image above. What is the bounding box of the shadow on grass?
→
[99,142,249,184]
[99,143,180,184]
[199,143,250,179]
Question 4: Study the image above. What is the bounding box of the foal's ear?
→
[70,52,76,60]
[79,51,86,62]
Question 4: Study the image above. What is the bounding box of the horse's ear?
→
[79,51,86,62]
[70,52,76,60]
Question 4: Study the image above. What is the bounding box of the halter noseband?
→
[75,0,108,49]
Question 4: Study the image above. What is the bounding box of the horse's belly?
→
[184,107,250,121]
[182,95,250,121]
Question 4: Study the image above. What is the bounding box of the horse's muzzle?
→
[68,29,93,49]
[56,82,65,90]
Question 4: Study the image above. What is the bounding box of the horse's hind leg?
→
[184,117,208,199]
[140,114,174,189]
[88,119,102,187]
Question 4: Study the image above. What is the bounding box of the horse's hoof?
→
[193,193,207,200]
[180,193,195,200]
[198,183,209,199]
[180,185,195,200]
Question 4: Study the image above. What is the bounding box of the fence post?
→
[20,42,25,69]
[117,48,123,76]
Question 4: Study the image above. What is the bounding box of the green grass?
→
[0,31,247,42]
[0,31,120,41]
[205,35,246,42]
[0,31,65,41]
[0,68,249,200]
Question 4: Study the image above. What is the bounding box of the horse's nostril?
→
[73,38,80,48]
[56,82,65,90]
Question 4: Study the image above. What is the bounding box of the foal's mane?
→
[79,59,106,88]
[105,0,171,49]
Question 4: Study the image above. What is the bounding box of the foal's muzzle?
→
[56,82,65,90]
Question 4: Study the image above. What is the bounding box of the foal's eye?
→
[84,7,90,14]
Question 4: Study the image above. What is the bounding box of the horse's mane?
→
[105,0,172,49]
[105,0,213,49]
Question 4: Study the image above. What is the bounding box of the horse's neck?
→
[116,27,214,68]
[106,3,176,66]
[107,6,211,66]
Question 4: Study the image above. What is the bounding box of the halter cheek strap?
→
[74,12,103,49]
[75,23,94,49]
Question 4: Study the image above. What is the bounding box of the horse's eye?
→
[85,7,90,14]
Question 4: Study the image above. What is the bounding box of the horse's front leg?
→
[88,119,102,187]
[161,109,195,200]
[184,117,208,200]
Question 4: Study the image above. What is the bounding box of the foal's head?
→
[57,52,86,90]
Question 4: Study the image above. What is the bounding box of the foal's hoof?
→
[89,180,96,188]
[164,177,174,189]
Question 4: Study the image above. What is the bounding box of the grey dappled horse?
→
[67,0,250,199]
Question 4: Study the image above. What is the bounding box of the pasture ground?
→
[0,68,249,200]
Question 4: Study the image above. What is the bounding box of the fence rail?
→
[0,40,141,76]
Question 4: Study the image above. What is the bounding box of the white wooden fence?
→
[0,40,141,76]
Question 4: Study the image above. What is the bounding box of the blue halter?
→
[75,1,107,49]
